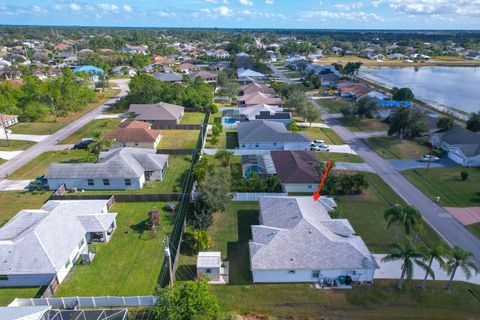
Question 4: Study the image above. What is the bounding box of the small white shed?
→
[196,251,222,281]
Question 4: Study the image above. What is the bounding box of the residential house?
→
[237,92,282,108]
[46,148,169,190]
[188,70,218,85]
[388,53,405,60]
[429,125,480,166]
[309,50,325,61]
[0,200,117,286]
[339,83,371,99]
[237,68,266,81]
[374,99,413,119]
[129,102,185,129]
[320,73,340,86]
[178,63,200,73]
[249,196,379,283]
[239,82,275,96]
[104,121,162,149]
[238,120,310,150]
[155,72,184,83]
[270,150,320,193]
[122,44,148,55]
[206,49,230,59]
[209,61,230,71]
[222,104,291,128]
[0,114,18,128]
[111,66,137,77]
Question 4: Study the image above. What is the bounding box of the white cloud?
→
[97,3,119,12]
[385,0,480,16]
[265,0,274,4]
[123,5,132,12]
[333,2,364,11]
[70,3,81,11]
[205,0,229,3]
[304,10,383,21]
[239,0,254,7]
[201,6,233,16]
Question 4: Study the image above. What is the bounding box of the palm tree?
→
[446,246,479,291]
[87,130,113,158]
[382,240,433,290]
[214,149,234,167]
[420,243,448,289]
[412,222,425,245]
[384,205,421,243]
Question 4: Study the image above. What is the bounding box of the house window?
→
[103,179,110,186]
[312,270,320,278]
[206,269,212,274]
[241,144,245,148]
[255,143,259,148]
[288,270,296,274]
[125,179,132,186]
[307,184,312,189]
[87,179,94,186]
[273,143,277,146]
[122,143,127,147]
[0,275,8,281]
[64,259,71,269]
[78,238,85,249]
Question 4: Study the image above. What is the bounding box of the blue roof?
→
[378,100,413,108]
[73,65,104,74]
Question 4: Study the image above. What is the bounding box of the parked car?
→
[311,145,330,152]
[311,140,326,145]
[28,175,49,191]
[73,138,95,150]
[419,155,440,162]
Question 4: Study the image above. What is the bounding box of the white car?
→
[419,155,440,162]
[311,145,330,152]
[312,140,326,145]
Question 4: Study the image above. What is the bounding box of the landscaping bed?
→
[0,139,36,151]
[60,118,123,144]
[365,136,431,160]
[55,201,175,296]
[157,130,201,150]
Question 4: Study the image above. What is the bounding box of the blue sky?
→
[1,1,480,29]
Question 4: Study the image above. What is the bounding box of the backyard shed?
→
[197,252,222,281]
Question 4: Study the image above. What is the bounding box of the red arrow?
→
[313,159,333,202]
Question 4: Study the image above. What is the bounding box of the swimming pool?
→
[223,117,238,124]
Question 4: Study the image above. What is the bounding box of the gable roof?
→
[188,71,218,80]
[240,82,275,95]
[154,73,183,82]
[46,148,168,179]
[129,102,185,121]
[237,92,282,106]
[104,123,161,144]
[250,197,378,271]
[0,200,116,275]
[434,125,480,157]
[271,151,320,184]
[237,68,265,78]
[238,120,310,144]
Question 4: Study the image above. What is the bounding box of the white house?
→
[46,148,169,190]
[429,125,480,166]
[0,200,117,287]
[249,197,379,283]
[238,120,310,151]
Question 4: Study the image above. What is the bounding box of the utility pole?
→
[164,246,173,288]
[0,114,10,146]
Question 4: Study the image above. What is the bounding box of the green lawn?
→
[339,117,389,132]
[0,191,51,223]
[316,98,353,114]
[210,280,480,320]
[208,111,222,125]
[0,158,6,165]
[178,202,259,284]
[365,136,431,160]
[8,150,95,180]
[157,130,200,149]
[10,90,120,136]
[298,126,345,145]
[0,139,36,151]
[468,223,480,239]
[180,112,205,125]
[0,287,43,306]
[55,201,175,296]
[337,173,443,252]
[402,167,480,208]
[78,155,192,195]
[205,130,239,149]
[60,118,123,144]
[316,152,364,163]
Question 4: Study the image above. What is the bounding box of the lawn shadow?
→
[226,209,258,285]
[226,132,239,149]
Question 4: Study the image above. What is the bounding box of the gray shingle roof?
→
[129,102,185,121]
[434,125,480,157]
[46,148,168,179]
[154,73,183,82]
[238,120,310,144]
[0,200,117,275]
[250,197,378,271]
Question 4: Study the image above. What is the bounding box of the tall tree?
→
[214,149,234,167]
[381,240,433,290]
[384,205,421,243]
[304,104,321,126]
[466,112,480,132]
[87,130,113,157]
[343,62,362,81]
[437,116,454,130]
[446,246,479,291]
[387,107,426,143]
[421,243,448,289]
[392,87,415,101]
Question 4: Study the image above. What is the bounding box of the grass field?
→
[0,191,51,223]
[179,112,205,125]
[298,126,345,145]
[205,130,239,149]
[208,111,222,125]
[468,223,480,239]
[0,287,43,306]
[365,136,431,160]
[55,202,175,296]
[0,139,36,151]
[210,280,480,320]
[339,117,389,132]
[8,150,95,180]
[10,90,120,136]
[157,130,200,149]
[316,98,353,114]
[0,158,5,165]
[337,173,443,252]
[316,152,364,163]
[402,167,480,208]
[60,118,123,144]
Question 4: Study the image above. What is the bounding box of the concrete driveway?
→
[0,179,31,191]
[335,162,375,173]
[388,158,459,171]
[0,131,49,142]
[0,151,23,160]
[95,113,129,120]
[329,144,357,155]
[374,254,480,285]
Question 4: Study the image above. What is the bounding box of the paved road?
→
[269,63,293,84]
[0,79,130,179]
[310,98,480,266]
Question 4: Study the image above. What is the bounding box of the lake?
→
[359,66,480,114]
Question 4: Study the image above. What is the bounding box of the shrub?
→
[460,171,469,181]
[210,136,219,145]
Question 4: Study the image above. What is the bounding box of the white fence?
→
[9,295,156,309]
[233,192,287,201]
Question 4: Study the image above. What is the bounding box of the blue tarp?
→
[378,100,413,108]
[73,65,104,74]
